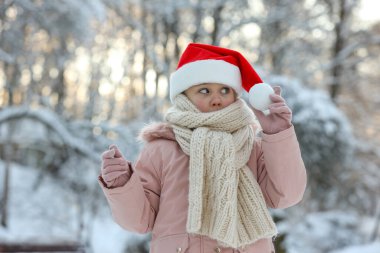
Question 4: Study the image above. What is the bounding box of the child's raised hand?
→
[252,86,292,135]
[101,145,131,188]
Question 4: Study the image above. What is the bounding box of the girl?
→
[99,43,307,253]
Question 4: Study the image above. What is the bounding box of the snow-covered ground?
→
[0,162,139,252]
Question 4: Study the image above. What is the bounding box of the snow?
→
[0,161,134,252]
[0,162,80,243]
[0,106,101,162]
[91,215,139,253]
[279,210,380,253]
[329,242,380,253]
[0,106,146,252]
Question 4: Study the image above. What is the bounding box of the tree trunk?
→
[212,5,223,45]
[371,201,380,241]
[329,0,347,101]
[55,38,68,115]
[0,61,17,227]
[1,130,13,228]
[0,160,10,228]
[192,3,202,42]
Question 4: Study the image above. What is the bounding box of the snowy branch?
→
[324,35,380,70]
[0,107,100,162]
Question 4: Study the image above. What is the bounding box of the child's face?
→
[184,83,236,112]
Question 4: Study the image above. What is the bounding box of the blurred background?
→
[0,0,379,252]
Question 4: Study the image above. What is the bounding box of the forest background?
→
[0,0,380,253]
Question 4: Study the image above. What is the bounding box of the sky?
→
[358,0,380,24]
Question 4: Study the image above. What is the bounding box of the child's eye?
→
[221,87,230,94]
[199,88,209,94]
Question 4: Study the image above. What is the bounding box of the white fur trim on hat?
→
[169,60,243,102]
[248,82,274,115]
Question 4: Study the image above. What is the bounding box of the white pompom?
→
[248,83,274,115]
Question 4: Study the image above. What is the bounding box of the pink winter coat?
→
[99,123,307,253]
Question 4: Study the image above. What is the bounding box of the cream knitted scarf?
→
[165,94,277,249]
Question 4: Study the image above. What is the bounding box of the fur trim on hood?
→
[138,122,176,142]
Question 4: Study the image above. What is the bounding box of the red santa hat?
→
[170,43,270,107]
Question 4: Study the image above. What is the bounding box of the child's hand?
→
[101,145,131,188]
[252,86,292,135]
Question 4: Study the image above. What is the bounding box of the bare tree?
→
[323,0,356,100]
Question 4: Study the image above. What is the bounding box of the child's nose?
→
[211,95,222,107]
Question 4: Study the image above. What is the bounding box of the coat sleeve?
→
[98,142,162,234]
[249,125,307,209]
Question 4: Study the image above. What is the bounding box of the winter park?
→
[0,0,380,253]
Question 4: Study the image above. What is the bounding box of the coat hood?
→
[138,122,176,142]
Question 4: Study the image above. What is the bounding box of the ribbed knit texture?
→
[165,94,277,249]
